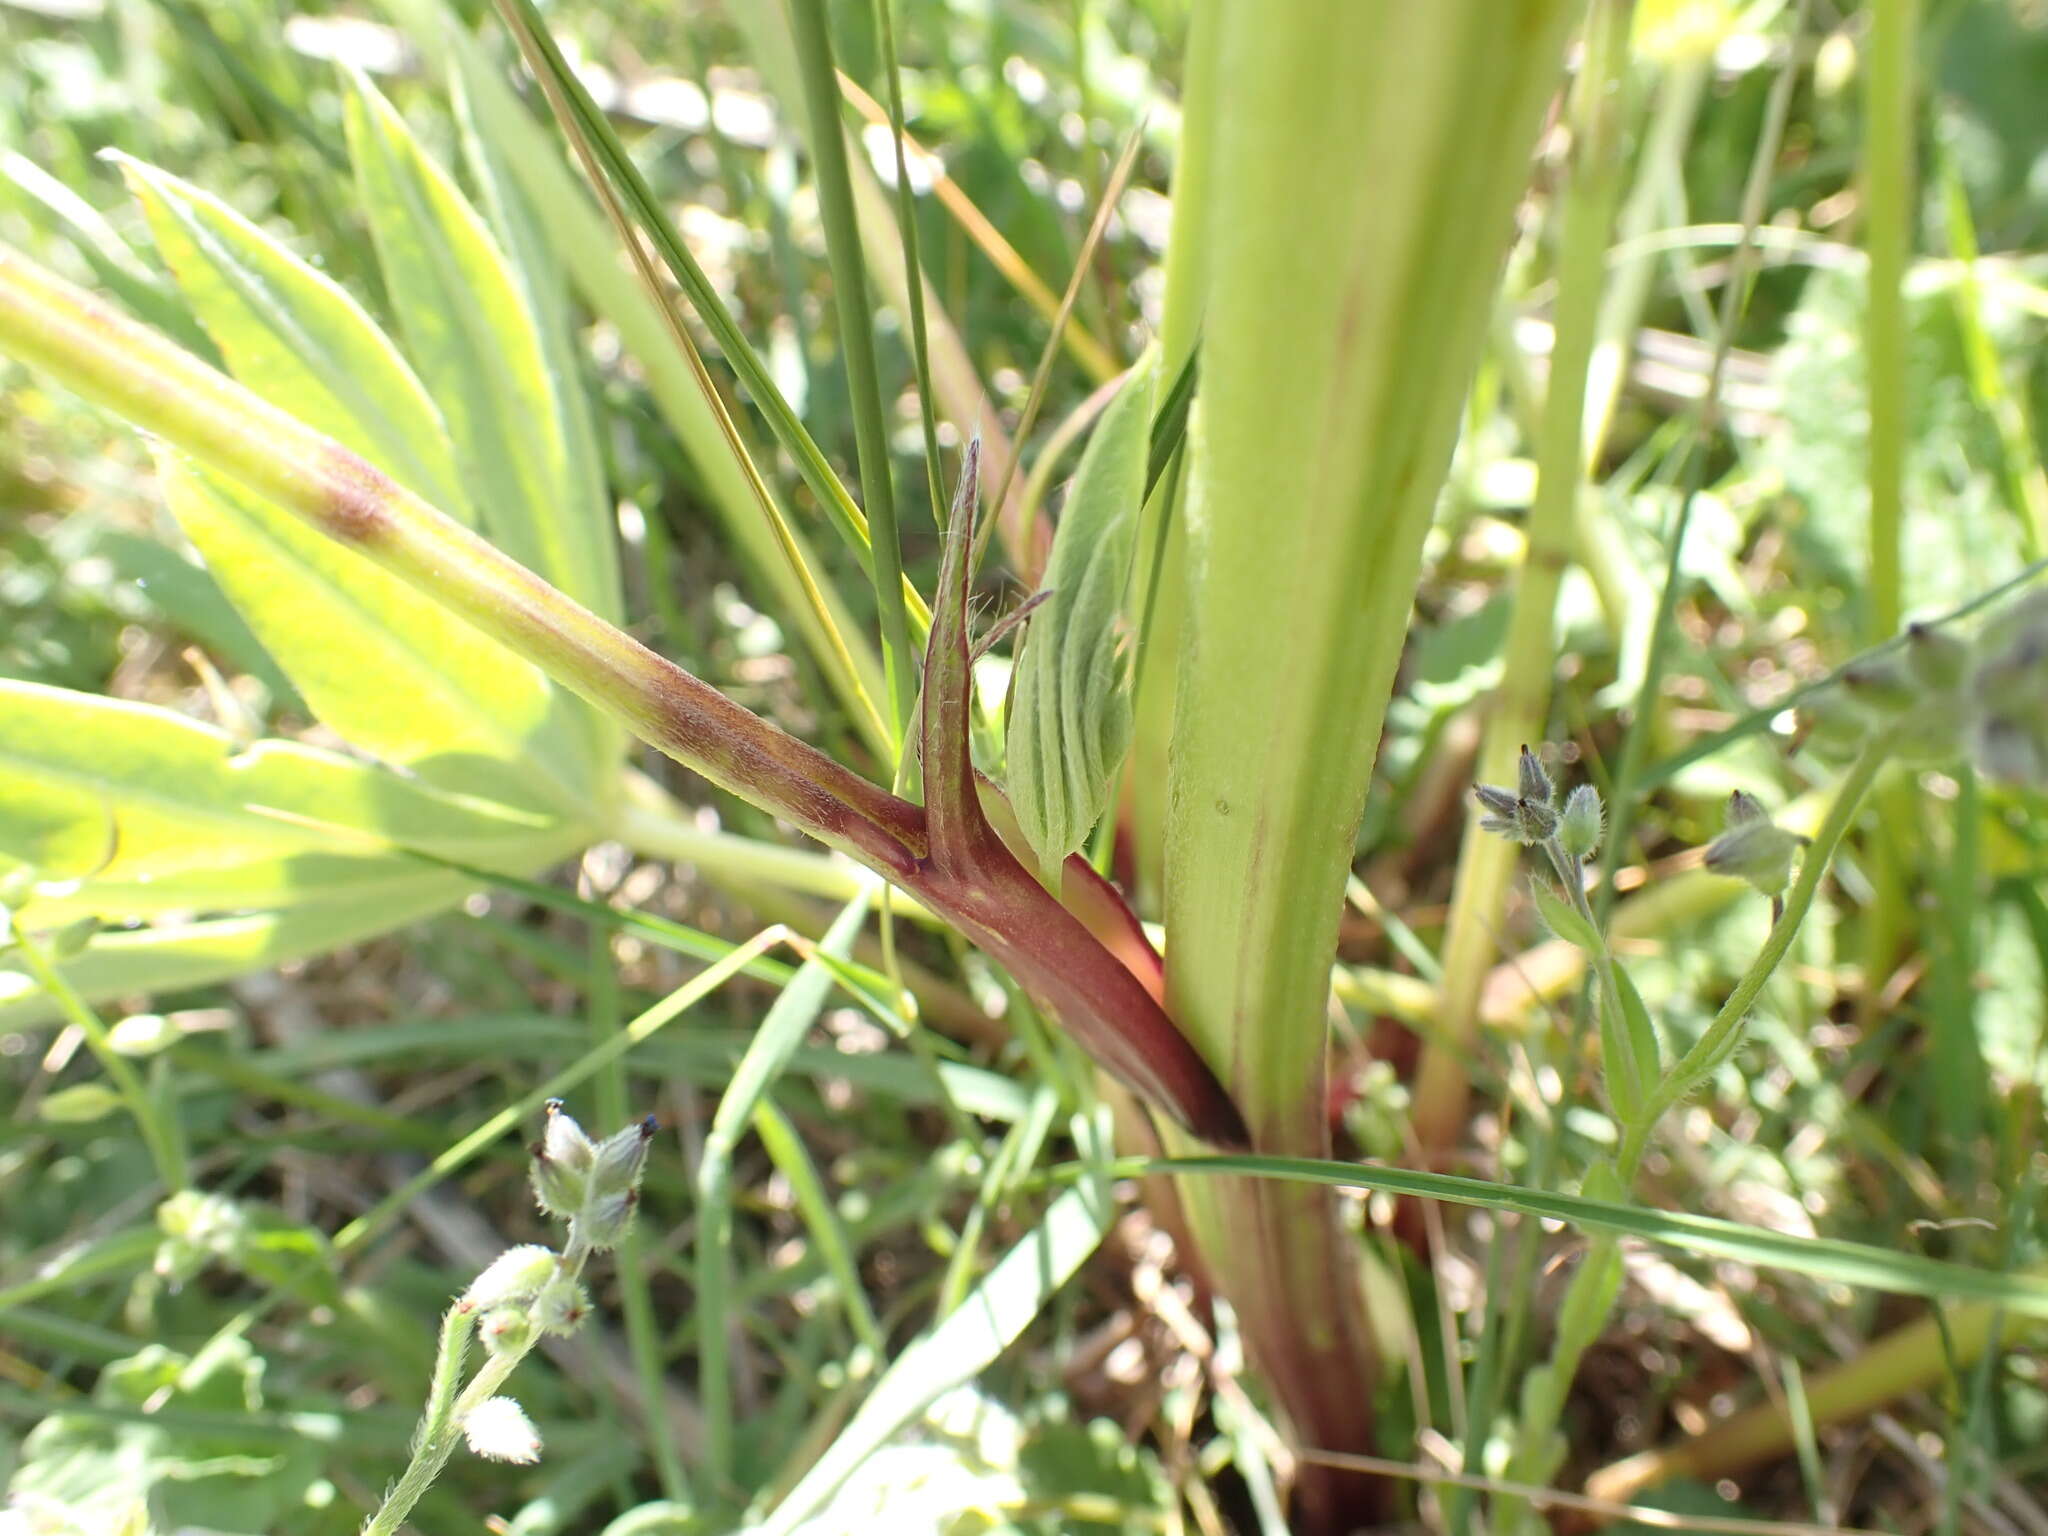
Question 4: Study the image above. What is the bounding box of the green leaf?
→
[1529,879,1600,953]
[342,71,618,627]
[157,458,589,811]
[1609,962,1663,1107]
[39,1082,124,1124]
[451,72,621,631]
[8,1339,324,1533]
[1005,355,1157,879]
[1139,1153,2048,1317]
[117,154,472,524]
[0,678,567,888]
[1598,980,1644,1127]
[757,1165,1116,1536]
[0,879,471,1030]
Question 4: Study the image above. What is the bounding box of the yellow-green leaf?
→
[0,678,577,902]
[40,1083,124,1124]
[118,154,472,524]
[343,72,618,626]
[0,878,472,1030]
[157,459,590,810]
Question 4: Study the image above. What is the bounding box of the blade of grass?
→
[755,1124,1117,1536]
[785,0,916,741]
[867,0,944,533]
[479,0,909,610]
[488,0,893,757]
[752,1097,885,1357]
[1086,1155,2048,1317]
[835,70,1120,388]
[696,887,874,1489]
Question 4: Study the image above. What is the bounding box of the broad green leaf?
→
[757,1165,1116,1536]
[157,458,588,810]
[1005,355,1157,879]
[342,72,618,627]
[452,74,619,628]
[0,878,471,1030]
[117,154,472,523]
[17,851,514,927]
[2,151,207,356]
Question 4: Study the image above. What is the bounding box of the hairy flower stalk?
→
[0,244,1245,1148]
[363,1102,651,1536]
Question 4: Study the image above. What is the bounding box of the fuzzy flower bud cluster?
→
[1702,790,1807,898]
[532,1099,658,1255]
[1474,746,1606,861]
[461,1243,588,1355]
[1803,593,2048,786]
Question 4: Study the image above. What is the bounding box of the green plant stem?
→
[869,0,945,530]
[360,1303,479,1536]
[1618,736,1892,1179]
[1410,0,1633,1157]
[785,0,916,740]
[1596,0,1806,911]
[1863,0,1919,641]
[8,922,188,1191]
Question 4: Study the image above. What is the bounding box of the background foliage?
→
[3,0,2048,1532]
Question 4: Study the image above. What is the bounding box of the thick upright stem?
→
[1155,6,1581,1526]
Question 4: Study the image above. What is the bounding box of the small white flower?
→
[463,1395,542,1464]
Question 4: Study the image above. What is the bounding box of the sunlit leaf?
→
[157,458,589,810]
[343,71,618,626]
[119,154,472,523]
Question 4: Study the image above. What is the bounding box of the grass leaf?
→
[756,1157,1116,1536]
[1134,1155,2048,1317]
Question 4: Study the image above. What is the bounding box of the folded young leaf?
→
[921,446,1247,1146]
[1005,354,1156,881]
